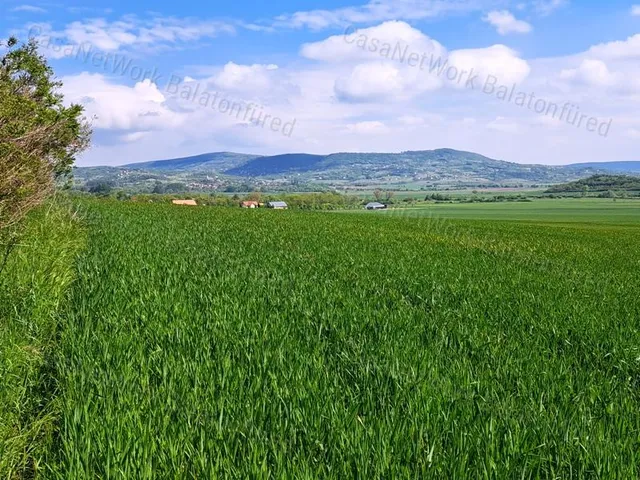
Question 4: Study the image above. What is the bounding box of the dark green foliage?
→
[162,182,187,194]
[547,175,640,194]
[85,180,114,195]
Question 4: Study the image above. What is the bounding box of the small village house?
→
[172,199,198,206]
[241,201,259,208]
[268,201,288,210]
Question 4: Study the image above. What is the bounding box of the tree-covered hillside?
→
[547,175,640,193]
[76,149,633,192]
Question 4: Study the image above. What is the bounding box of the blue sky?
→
[2,0,640,165]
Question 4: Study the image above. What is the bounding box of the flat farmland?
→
[47,200,640,478]
[366,198,640,225]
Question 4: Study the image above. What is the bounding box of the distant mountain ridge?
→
[119,149,640,179]
[565,161,640,174]
[124,152,259,172]
[75,149,640,191]
[226,149,570,182]
[226,154,326,176]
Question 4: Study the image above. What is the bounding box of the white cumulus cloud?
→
[212,62,279,92]
[60,73,183,131]
[560,59,619,87]
[335,60,442,102]
[449,45,531,87]
[483,10,532,35]
[587,34,640,60]
[301,21,445,63]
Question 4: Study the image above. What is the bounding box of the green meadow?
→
[2,198,639,478]
[370,198,640,225]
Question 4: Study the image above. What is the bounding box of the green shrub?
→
[0,37,90,231]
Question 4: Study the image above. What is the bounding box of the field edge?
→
[0,198,86,478]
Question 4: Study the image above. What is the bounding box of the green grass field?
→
[0,203,84,478]
[2,198,640,478]
[371,198,640,225]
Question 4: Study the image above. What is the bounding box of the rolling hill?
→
[227,149,573,182]
[225,154,326,176]
[74,149,640,192]
[565,161,640,174]
[547,175,640,193]
[124,152,258,172]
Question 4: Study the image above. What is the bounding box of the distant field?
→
[371,198,640,225]
[43,200,640,477]
[337,188,546,200]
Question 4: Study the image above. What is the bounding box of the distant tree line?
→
[123,191,366,210]
[546,175,640,194]
[424,193,534,203]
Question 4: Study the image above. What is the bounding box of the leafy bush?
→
[0,37,90,231]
